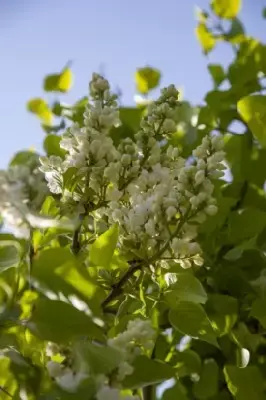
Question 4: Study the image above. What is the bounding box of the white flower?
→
[117,361,134,381]
[121,154,132,166]
[46,342,60,357]
[96,386,120,400]
[46,361,63,378]
[163,118,177,132]
[166,206,177,220]
[108,319,155,358]
[211,135,224,151]
[145,219,156,236]
[55,369,88,393]
[205,204,218,216]
[106,186,123,201]
[195,170,205,186]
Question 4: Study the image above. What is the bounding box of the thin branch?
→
[102,260,143,310]
[149,209,191,263]
[71,225,82,255]
[0,386,13,398]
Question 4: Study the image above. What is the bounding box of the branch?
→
[71,225,82,255]
[142,385,155,400]
[0,386,12,398]
[101,260,143,310]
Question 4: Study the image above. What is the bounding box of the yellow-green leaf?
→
[89,224,119,268]
[237,95,266,147]
[43,67,73,93]
[27,98,53,125]
[58,68,73,92]
[196,23,216,54]
[211,0,242,19]
[135,66,161,94]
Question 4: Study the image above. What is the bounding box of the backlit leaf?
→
[211,0,242,19]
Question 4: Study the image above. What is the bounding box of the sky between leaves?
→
[0,0,265,168]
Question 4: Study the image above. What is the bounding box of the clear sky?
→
[0,0,265,168]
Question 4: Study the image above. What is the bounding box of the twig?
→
[101,260,143,310]
[0,386,12,398]
[72,225,82,255]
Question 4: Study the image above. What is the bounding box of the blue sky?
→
[0,0,265,168]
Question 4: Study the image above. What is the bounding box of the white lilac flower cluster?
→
[46,318,155,399]
[0,165,47,238]
[107,318,155,381]
[39,73,121,202]
[39,73,225,265]
[107,133,225,264]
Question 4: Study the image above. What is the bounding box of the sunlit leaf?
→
[165,272,207,305]
[135,66,161,94]
[28,298,103,343]
[169,302,218,347]
[211,0,242,19]
[27,98,53,125]
[196,23,216,54]
[237,95,266,148]
[44,66,73,93]
[89,224,119,268]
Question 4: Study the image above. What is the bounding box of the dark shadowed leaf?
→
[122,356,175,389]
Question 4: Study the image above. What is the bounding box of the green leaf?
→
[110,107,143,144]
[89,224,119,268]
[162,382,188,400]
[223,237,257,261]
[135,66,161,94]
[232,323,261,353]
[211,0,242,19]
[0,357,17,398]
[169,302,218,347]
[40,196,59,217]
[223,133,251,182]
[165,272,207,305]
[44,67,73,93]
[227,18,245,43]
[208,64,226,87]
[43,134,66,158]
[237,95,266,148]
[31,248,97,302]
[0,242,20,272]
[226,209,266,244]
[122,356,175,389]
[250,298,266,328]
[206,294,238,336]
[28,298,103,343]
[193,359,219,399]
[170,349,201,377]
[196,23,216,54]
[27,98,53,125]
[263,7,266,19]
[9,150,39,168]
[224,365,264,399]
[75,342,123,375]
